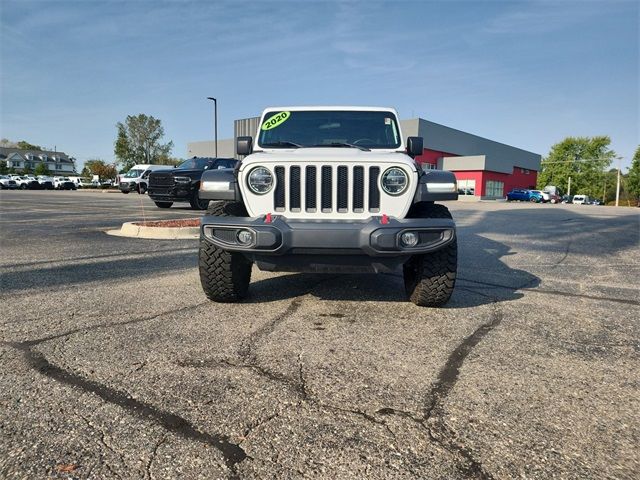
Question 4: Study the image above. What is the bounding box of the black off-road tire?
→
[199,201,252,302]
[189,189,210,210]
[403,202,457,307]
[154,201,173,208]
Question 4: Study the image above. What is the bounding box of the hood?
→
[151,168,203,176]
[167,168,201,176]
[240,148,416,172]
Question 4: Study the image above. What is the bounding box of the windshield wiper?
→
[308,142,370,151]
[261,141,303,148]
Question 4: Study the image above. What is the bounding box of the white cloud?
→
[483,0,629,35]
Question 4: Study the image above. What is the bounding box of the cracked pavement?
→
[1,191,639,479]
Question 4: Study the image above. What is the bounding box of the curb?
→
[106,221,199,239]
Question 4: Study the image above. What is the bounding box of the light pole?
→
[206,97,218,158]
[615,156,621,207]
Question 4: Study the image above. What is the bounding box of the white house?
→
[0,147,76,174]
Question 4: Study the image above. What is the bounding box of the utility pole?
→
[615,156,621,206]
[206,97,218,157]
[567,176,571,196]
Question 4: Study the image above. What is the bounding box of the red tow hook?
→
[381,214,389,225]
[265,213,273,223]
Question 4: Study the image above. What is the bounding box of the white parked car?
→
[67,176,85,188]
[53,176,76,190]
[12,176,34,189]
[0,175,19,189]
[36,175,55,189]
[572,195,590,205]
[119,164,169,194]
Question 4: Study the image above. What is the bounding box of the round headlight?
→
[381,167,408,195]
[247,167,273,194]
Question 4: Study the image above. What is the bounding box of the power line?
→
[540,157,617,165]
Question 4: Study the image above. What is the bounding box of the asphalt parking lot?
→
[1,190,639,479]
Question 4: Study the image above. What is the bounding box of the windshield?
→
[178,158,212,170]
[258,110,402,149]
[123,169,144,178]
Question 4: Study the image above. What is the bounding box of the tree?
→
[155,156,182,166]
[114,114,174,171]
[34,163,50,176]
[602,168,620,204]
[537,136,616,198]
[82,159,118,180]
[627,146,640,201]
[16,140,42,151]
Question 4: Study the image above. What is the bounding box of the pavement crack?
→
[297,352,309,401]
[458,277,639,306]
[177,357,307,398]
[78,413,126,479]
[145,433,167,480]
[178,354,403,446]
[14,302,208,347]
[237,298,303,362]
[322,403,398,440]
[424,306,504,420]
[237,275,341,363]
[553,239,572,267]
[240,410,285,444]
[418,303,504,480]
[129,360,147,374]
[375,406,423,424]
[5,341,248,475]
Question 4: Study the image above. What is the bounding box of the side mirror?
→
[407,136,423,158]
[237,136,253,156]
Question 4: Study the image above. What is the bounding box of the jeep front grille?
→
[272,165,381,214]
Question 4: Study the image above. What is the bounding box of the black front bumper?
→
[201,215,455,256]
[148,185,194,202]
[201,215,455,273]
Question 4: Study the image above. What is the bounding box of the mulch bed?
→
[133,218,201,228]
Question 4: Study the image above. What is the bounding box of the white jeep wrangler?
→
[198,106,458,306]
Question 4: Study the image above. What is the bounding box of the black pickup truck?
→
[147,157,238,209]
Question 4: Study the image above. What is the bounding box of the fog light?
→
[401,231,419,247]
[237,230,254,245]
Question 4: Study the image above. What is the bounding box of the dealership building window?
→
[485,180,504,197]
[458,179,476,195]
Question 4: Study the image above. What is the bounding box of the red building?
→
[401,119,541,199]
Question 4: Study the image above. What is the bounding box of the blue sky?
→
[1,0,638,170]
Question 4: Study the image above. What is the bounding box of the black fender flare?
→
[198,168,241,201]
[413,170,459,202]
